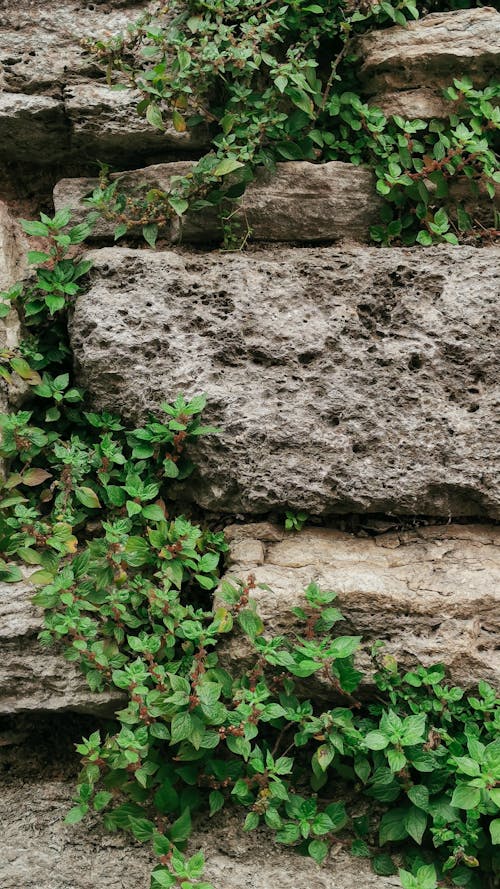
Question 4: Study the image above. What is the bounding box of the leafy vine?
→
[83,0,499,248]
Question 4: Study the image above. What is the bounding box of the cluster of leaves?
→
[34,573,500,889]
[84,0,499,247]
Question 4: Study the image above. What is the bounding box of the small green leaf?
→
[146,104,164,130]
[64,805,88,824]
[93,791,112,811]
[75,486,102,509]
[365,731,389,751]
[379,809,409,845]
[490,818,500,845]
[142,224,158,248]
[405,804,427,845]
[308,838,328,864]
[214,157,244,177]
[244,812,259,831]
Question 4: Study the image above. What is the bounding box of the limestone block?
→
[53,160,383,244]
[0,94,68,163]
[222,523,500,691]
[356,9,500,95]
[0,1,199,167]
[70,244,500,518]
[0,575,125,715]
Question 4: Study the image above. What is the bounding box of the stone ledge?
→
[66,84,208,160]
[221,523,500,691]
[355,8,500,118]
[0,575,125,715]
[357,8,500,93]
[54,160,382,244]
[0,1,204,170]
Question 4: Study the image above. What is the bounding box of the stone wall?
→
[0,3,499,888]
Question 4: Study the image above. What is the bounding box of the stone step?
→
[70,244,500,518]
[222,522,500,692]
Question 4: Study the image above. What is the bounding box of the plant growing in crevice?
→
[83,0,499,247]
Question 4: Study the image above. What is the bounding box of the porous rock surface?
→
[54,160,383,244]
[71,244,500,518]
[356,8,500,116]
[0,574,125,715]
[222,523,500,691]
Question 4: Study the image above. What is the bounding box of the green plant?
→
[284,509,309,532]
[32,571,500,889]
[84,0,499,247]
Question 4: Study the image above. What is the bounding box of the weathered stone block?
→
[70,244,500,518]
[0,1,199,169]
[0,575,125,715]
[222,523,500,691]
[357,8,500,94]
[0,94,68,163]
[54,160,383,244]
[356,8,500,118]
[0,1,144,95]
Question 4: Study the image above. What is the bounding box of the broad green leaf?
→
[407,785,429,811]
[75,486,102,509]
[379,808,409,845]
[64,804,88,824]
[405,804,427,844]
[365,731,389,751]
[451,783,481,810]
[146,104,164,130]
[490,818,500,845]
[214,157,244,176]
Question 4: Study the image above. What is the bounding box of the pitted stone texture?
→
[356,8,500,117]
[71,245,500,518]
[0,777,400,889]
[0,576,125,715]
[54,160,382,244]
[222,523,500,691]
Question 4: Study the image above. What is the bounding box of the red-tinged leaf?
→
[22,468,53,486]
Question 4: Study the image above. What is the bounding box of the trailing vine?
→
[84,0,499,248]
[0,216,499,889]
